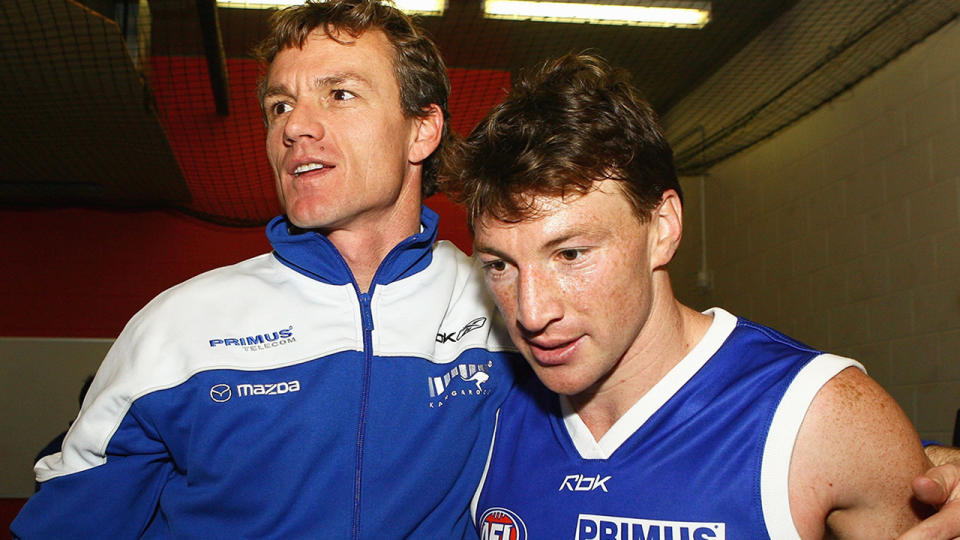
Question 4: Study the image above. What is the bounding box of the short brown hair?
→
[446,52,681,230]
[254,0,453,197]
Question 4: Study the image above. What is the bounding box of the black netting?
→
[667,0,960,173]
[2,0,957,224]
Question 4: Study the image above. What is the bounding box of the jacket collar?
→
[266,205,440,288]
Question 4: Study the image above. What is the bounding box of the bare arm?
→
[789,367,930,539]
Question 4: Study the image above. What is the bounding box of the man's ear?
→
[408,104,444,164]
[650,189,683,269]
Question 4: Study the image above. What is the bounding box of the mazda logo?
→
[210,384,232,403]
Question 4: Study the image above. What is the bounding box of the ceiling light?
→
[483,0,710,28]
[216,0,446,16]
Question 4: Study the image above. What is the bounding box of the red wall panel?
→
[2,208,269,338]
[1,199,470,338]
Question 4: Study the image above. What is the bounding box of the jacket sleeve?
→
[11,388,174,539]
[11,312,178,539]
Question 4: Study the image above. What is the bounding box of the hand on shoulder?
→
[898,448,960,539]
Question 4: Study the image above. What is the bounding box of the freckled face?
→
[263,29,422,232]
[474,181,658,397]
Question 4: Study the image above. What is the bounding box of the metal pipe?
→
[195,0,230,116]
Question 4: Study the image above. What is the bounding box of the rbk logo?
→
[436,317,487,344]
[559,474,612,492]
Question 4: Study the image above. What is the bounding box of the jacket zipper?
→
[352,290,375,540]
[271,223,428,538]
[346,228,425,539]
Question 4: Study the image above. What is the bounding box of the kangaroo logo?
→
[428,361,493,399]
[464,370,489,391]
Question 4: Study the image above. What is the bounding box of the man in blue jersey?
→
[12,1,516,538]
[448,52,959,539]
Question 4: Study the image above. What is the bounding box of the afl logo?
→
[479,507,527,540]
[210,384,232,403]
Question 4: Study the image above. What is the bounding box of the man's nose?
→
[515,269,562,334]
[283,102,325,145]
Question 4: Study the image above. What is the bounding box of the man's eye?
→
[559,249,581,261]
[483,260,506,272]
[271,102,292,115]
[332,89,356,101]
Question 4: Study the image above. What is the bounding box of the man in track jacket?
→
[12,1,518,538]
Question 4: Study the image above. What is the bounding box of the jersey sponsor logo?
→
[559,474,611,492]
[209,381,301,402]
[236,380,301,397]
[427,361,494,407]
[437,316,487,344]
[208,326,295,352]
[210,383,232,402]
[575,514,724,540]
[479,507,527,540]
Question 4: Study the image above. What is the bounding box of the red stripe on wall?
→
[2,208,270,338]
[2,197,468,338]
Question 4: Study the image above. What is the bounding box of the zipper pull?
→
[358,293,374,332]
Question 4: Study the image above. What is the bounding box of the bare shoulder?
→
[789,366,929,539]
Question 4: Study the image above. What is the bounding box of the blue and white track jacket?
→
[13,206,519,539]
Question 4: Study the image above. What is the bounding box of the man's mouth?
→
[527,336,582,365]
[293,162,331,176]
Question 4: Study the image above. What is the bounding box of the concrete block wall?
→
[673,20,960,442]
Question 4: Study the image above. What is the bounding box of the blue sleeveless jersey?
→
[472,308,861,540]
